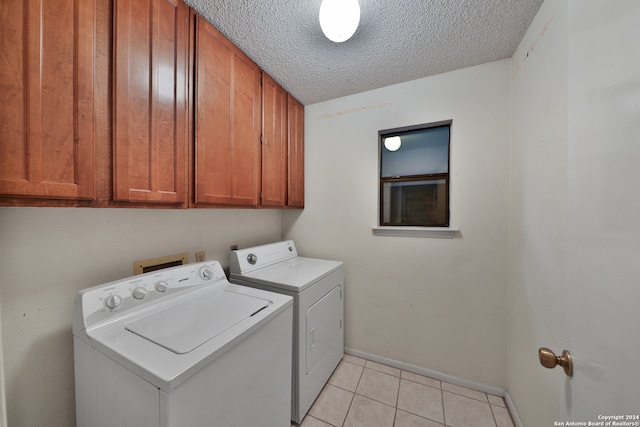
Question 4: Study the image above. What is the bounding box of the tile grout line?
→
[441,386,447,427]
[392,370,401,427]
[327,356,512,427]
[401,372,442,391]
[490,402,516,427]
[397,371,450,426]
[339,359,366,427]
[351,370,397,412]
[442,383,496,404]
[489,399,499,427]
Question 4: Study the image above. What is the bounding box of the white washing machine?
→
[73,260,293,427]
[229,240,344,424]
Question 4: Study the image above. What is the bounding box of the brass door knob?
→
[539,348,573,377]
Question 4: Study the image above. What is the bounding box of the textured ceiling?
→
[184,0,543,106]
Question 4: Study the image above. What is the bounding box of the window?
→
[379,120,451,227]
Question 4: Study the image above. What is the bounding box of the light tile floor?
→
[293,355,515,427]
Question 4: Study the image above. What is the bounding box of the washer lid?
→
[125,290,270,354]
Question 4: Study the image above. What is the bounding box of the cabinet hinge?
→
[260,192,262,200]
[260,75,263,86]
[260,135,263,144]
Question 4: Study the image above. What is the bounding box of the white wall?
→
[283,60,511,388]
[508,0,640,425]
[0,207,281,427]
[564,0,640,418]
[508,0,568,423]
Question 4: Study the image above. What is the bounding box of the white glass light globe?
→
[319,0,360,43]
[384,136,402,151]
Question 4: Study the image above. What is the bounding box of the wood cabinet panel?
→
[1,4,303,210]
[287,95,305,208]
[0,0,96,200]
[261,73,287,207]
[113,0,189,204]
[194,18,261,206]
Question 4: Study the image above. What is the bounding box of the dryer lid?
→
[125,290,270,354]
[231,257,343,292]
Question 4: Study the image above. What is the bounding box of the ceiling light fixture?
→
[384,136,402,151]
[319,0,360,43]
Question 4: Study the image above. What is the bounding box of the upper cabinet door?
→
[194,18,261,207]
[287,95,305,208]
[113,0,189,204]
[0,0,96,200]
[261,73,287,207]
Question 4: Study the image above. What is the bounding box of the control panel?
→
[230,240,298,274]
[77,261,226,328]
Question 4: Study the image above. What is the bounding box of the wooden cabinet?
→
[112,0,190,205]
[1,5,303,210]
[260,76,305,209]
[261,73,287,207]
[287,95,305,208]
[0,0,97,200]
[194,17,261,207]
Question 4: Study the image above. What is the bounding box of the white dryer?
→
[73,261,293,427]
[229,240,344,424]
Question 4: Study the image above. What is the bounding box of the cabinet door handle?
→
[310,328,316,348]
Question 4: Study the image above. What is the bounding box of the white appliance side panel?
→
[228,280,301,421]
[74,337,160,427]
[306,285,343,375]
[230,266,345,424]
[161,305,293,427]
[296,269,344,423]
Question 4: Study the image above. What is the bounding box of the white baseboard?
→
[504,391,523,427]
[344,347,523,426]
[345,347,505,396]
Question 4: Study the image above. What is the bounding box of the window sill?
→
[372,226,460,238]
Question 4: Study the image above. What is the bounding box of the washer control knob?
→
[247,254,257,265]
[155,281,169,293]
[132,287,148,300]
[105,294,122,310]
[200,266,214,280]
